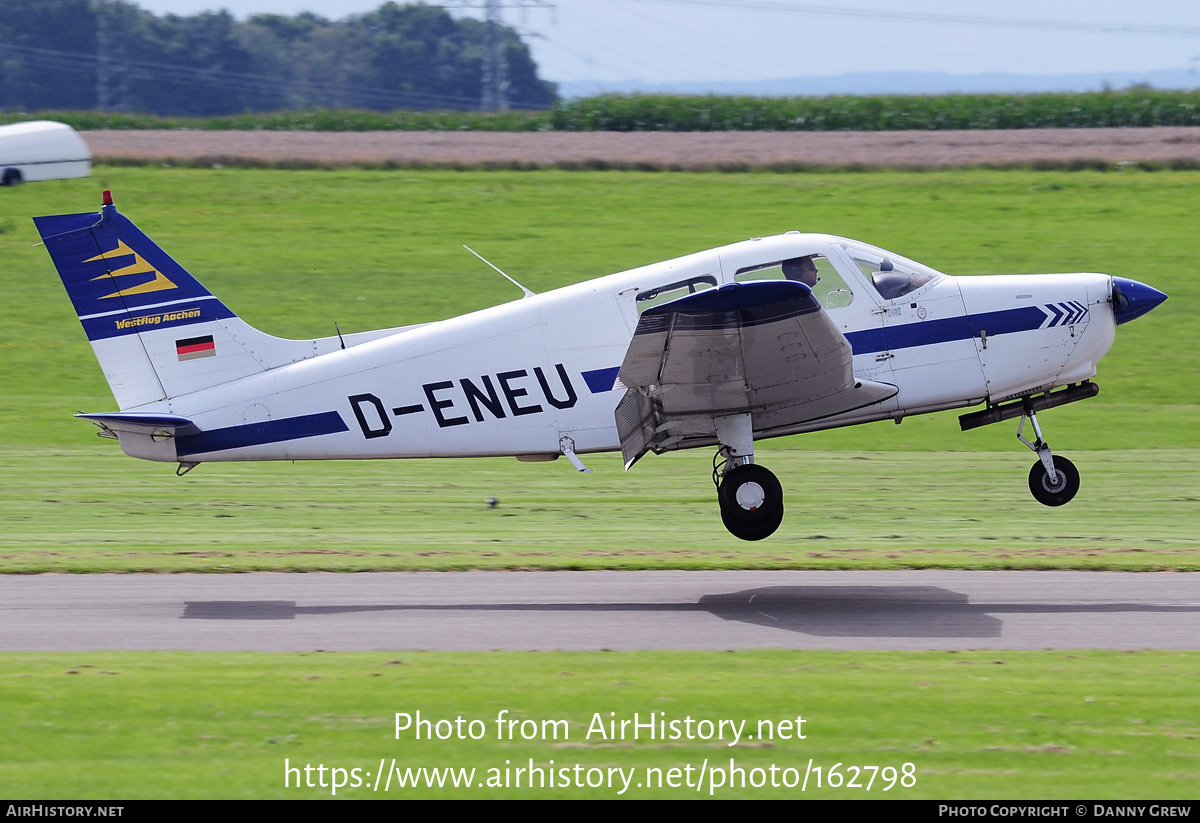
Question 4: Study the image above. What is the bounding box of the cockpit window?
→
[635,275,718,313]
[840,242,940,301]
[735,254,854,309]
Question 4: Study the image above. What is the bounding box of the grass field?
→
[0,165,1195,569]
[3,650,1197,799]
[2,165,1194,447]
[1,165,1196,798]
[1,448,1196,573]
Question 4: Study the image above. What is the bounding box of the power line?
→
[2,43,550,111]
[640,0,1200,38]
[438,0,555,110]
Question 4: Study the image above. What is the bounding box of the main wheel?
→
[718,463,784,541]
[1028,455,1079,507]
[2,168,21,186]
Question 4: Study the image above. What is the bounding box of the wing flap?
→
[615,388,658,469]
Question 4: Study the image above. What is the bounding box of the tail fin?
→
[35,192,311,409]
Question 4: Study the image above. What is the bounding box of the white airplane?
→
[35,192,1167,540]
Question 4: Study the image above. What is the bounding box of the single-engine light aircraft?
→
[35,192,1167,540]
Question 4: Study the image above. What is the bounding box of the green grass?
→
[1,165,1197,800]
[2,165,1195,447]
[0,165,1196,571]
[1,447,1196,573]
[2,650,1196,798]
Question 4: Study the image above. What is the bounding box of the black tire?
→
[720,502,784,541]
[1028,455,1079,507]
[2,168,21,186]
[718,463,784,540]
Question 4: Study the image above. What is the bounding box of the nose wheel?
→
[1028,454,1079,506]
[1017,402,1080,507]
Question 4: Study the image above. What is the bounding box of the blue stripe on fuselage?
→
[175,411,348,457]
[846,306,1047,355]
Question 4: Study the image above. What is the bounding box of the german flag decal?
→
[176,334,216,361]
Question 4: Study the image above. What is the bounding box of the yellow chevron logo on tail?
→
[87,241,177,299]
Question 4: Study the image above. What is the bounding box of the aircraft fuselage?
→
[144,234,1118,465]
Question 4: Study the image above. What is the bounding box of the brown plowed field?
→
[82,127,1200,169]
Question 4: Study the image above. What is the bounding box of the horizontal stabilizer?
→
[75,412,197,436]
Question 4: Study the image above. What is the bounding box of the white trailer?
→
[0,120,91,185]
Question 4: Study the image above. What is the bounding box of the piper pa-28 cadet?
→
[35,192,1167,540]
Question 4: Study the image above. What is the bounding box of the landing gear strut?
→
[1017,401,1079,507]
[712,413,784,540]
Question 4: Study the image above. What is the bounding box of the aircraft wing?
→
[615,280,896,468]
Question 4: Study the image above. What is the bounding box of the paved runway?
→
[1,571,1196,652]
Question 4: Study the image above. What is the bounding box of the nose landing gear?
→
[1018,401,1080,507]
[960,384,1097,508]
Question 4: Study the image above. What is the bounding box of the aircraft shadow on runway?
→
[181,586,1198,639]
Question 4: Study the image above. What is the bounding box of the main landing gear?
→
[715,454,784,541]
[712,414,783,541]
[1018,401,1079,507]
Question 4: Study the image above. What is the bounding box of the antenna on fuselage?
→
[463,245,535,298]
[312,267,347,349]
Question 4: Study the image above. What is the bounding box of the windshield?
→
[839,241,942,301]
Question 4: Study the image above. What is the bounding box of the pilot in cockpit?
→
[782,256,820,288]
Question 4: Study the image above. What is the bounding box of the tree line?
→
[0,0,557,115]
